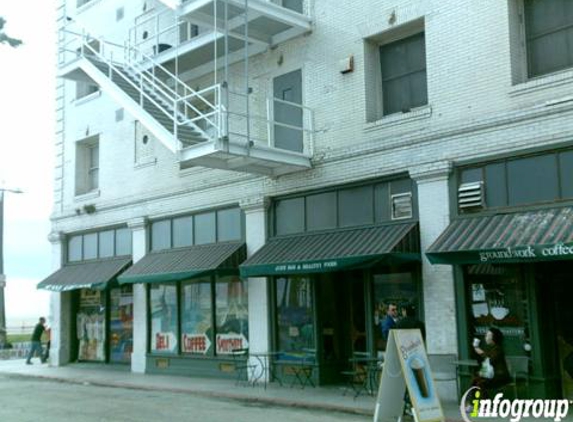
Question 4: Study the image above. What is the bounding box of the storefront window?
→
[194,212,216,245]
[68,235,83,262]
[276,276,315,352]
[465,265,528,356]
[115,228,132,256]
[215,276,249,354]
[151,220,171,251]
[76,289,106,362]
[373,271,418,350]
[109,285,133,363]
[150,284,178,354]
[98,230,115,258]
[181,280,213,355]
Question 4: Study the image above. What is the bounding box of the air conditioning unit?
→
[458,181,485,210]
[391,192,413,220]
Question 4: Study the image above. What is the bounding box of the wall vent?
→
[458,181,485,210]
[391,192,413,220]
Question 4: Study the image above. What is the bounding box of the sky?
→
[0,1,55,327]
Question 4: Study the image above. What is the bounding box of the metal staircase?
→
[59,21,313,176]
[59,29,223,155]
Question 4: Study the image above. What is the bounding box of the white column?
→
[241,197,270,381]
[48,231,71,366]
[129,217,149,373]
[410,162,457,355]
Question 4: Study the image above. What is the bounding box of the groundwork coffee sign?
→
[478,242,573,263]
[428,242,573,265]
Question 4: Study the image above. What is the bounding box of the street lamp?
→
[0,187,23,348]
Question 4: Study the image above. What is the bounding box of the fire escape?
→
[58,0,313,177]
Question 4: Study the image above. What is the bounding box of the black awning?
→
[118,242,245,284]
[240,223,419,278]
[426,207,573,265]
[37,257,132,292]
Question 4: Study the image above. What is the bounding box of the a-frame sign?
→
[373,329,445,422]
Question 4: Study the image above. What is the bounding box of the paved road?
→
[0,374,371,422]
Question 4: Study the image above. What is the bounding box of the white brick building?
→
[43,0,573,401]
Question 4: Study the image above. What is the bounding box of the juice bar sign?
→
[274,260,339,273]
[479,243,573,263]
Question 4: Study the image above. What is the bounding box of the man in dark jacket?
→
[26,317,46,365]
[396,303,426,341]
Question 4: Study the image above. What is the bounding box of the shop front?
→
[38,251,133,365]
[118,207,248,378]
[427,206,573,399]
[240,178,423,385]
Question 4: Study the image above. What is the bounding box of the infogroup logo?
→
[460,387,571,422]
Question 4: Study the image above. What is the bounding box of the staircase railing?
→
[59,29,224,148]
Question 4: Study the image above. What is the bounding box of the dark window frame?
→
[271,178,416,237]
[379,31,428,115]
[524,0,573,79]
[457,148,573,213]
[66,226,132,263]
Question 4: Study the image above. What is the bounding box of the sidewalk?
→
[0,358,463,421]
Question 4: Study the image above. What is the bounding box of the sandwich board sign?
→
[373,329,445,422]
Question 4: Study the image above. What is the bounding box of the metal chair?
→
[506,356,529,399]
[231,348,257,387]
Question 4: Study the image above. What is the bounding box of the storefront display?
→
[109,285,133,363]
[150,284,178,354]
[215,276,249,354]
[181,280,213,355]
[77,289,106,362]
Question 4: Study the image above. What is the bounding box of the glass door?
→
[109,285,133,364]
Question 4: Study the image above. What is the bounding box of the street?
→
[0,374,371,422]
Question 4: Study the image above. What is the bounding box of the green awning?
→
[37,256,132,292]
[118,242,245,285]
[426,207,573,265]
[239,223,419,278]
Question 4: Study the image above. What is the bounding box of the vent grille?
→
[458,181,485,210]
[391,192,413,220]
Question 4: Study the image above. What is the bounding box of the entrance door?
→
[540,263,573,399]
[273,69,303,153]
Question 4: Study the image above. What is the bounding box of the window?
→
[66,227,131,262]
[181,280,212,355]
[151,220,171,251]
[272,178,416,236]
[275,276,315,352]
[338,185,374,227]
[150,284,178,354]
[148,276,250,357]
[75,136,99,196]
[379,32,428,115]
[524,0,573,78]
[457,149,573,213]
[150,208,243,250]
[215,276,249,354]
[76,82,99,100]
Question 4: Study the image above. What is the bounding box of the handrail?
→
[60,29,220,142]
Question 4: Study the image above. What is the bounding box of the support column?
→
[410,161,457,353]
[410,161,457,400]
[241,197,270,381]
[48,231,71,366]
[129,217,148,373]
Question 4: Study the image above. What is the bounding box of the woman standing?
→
[472,327,510,397]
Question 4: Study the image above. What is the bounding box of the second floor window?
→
[379,32,428,115]
[75,136,99,196]
[525,0,573,78]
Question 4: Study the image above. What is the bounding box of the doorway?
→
[539,262,573,399]
[273,69,303,153]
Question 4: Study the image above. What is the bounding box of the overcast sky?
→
[0,2,55,325]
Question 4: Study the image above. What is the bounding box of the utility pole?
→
[0,187,23,347]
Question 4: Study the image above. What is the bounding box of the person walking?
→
[26,317,46,365]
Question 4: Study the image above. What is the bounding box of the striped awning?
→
[240,223,419,278]
[118,242,245,284]
[426,207,573,265]
[37,257,132,292]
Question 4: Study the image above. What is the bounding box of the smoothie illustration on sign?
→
[410,356,430,398]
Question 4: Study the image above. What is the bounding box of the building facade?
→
[44,0,573,401]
